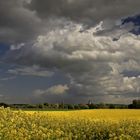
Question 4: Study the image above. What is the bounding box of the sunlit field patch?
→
[0,107,140,140]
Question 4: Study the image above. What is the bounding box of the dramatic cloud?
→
[28,0,140,24]
[0,0,140,43]
[0,0,140,103]
[0,0,42,43]
[4,22,140,103]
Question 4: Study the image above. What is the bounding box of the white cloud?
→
[10,43,25,50]
[34,84,69,97]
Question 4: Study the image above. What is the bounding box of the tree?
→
[132,100,140,109]
[79,104,89,109]
[0,103,9,108]
[68,104,74,109]
[37,104,44,109]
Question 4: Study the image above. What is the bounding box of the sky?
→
[0,0,140,104]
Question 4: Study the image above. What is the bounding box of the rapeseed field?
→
[0,107,140,140]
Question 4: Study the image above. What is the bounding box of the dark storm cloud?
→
[0,0,140,43]
[28,0,140,24]
[0,0,42,43]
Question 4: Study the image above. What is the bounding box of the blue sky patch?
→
[122,15,140,35]
[0,43,10,56]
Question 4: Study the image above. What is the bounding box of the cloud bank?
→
[1,0,140,103]
[5,23,140,103]
[1,0,140,43]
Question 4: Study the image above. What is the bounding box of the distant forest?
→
[0,100,140,110]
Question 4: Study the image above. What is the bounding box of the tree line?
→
[0,100,139,109]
